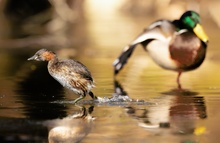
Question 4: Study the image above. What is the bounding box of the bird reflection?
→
[114,80,207,135]
[15,62,67,119]
[44,105,95,143]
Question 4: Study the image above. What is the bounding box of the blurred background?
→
[0,0,219,49]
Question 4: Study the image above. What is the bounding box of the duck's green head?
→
[180,11,209,43]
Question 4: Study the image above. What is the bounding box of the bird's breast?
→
[169,32,206,70]
[146,39,178,71]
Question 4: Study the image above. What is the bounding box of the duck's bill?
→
[193,24,209,43]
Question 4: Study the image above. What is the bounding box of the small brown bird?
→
[113,11,209,89]
[28,49,97,103]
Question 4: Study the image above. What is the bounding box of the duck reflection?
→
[44,105,95,143]
[114,80,207,135]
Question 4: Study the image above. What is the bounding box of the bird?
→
[28,49,97,103]
[113,11,209,89]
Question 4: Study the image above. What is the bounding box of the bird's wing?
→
[113,20,175,75]
[58,59,93,82]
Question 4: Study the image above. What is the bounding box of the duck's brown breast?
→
[169,31,206,71]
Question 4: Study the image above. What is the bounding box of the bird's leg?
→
[72,105,87,118]
[177,72,182,89]
[73,93,86,104]
[88,106,94,114]
[89,91,98,100]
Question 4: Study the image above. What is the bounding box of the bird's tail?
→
[113,44,137,75]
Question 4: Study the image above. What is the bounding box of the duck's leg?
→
[89,91,97,100]
[177,72,182,89]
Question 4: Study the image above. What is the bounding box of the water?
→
[1,1,220,143]
[1,46,220,143]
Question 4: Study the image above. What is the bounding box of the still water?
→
[1,2,220,143]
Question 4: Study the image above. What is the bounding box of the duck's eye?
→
[190,17,197,24]
[191,13,200,23]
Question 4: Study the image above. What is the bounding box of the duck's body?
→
[28,49,97,103]
[113,11,208,88]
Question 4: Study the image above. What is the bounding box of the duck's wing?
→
[113,20,175,75]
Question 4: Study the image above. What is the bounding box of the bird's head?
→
[180,11,209,43]
[28,49,56,61]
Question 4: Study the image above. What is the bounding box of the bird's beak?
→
[193,24,209,43]
[27,55,37,61]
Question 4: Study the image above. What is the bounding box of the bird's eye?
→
[35,55,39,60]
[191,13,200,24]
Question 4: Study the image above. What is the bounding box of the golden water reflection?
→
[114,79,207,135]
[45,106,94,143]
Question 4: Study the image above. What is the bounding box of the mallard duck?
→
[113,11,209,88]
[28,49,97,103]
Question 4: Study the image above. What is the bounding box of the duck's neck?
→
[172,20,180,31]
[172,20,188,32]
